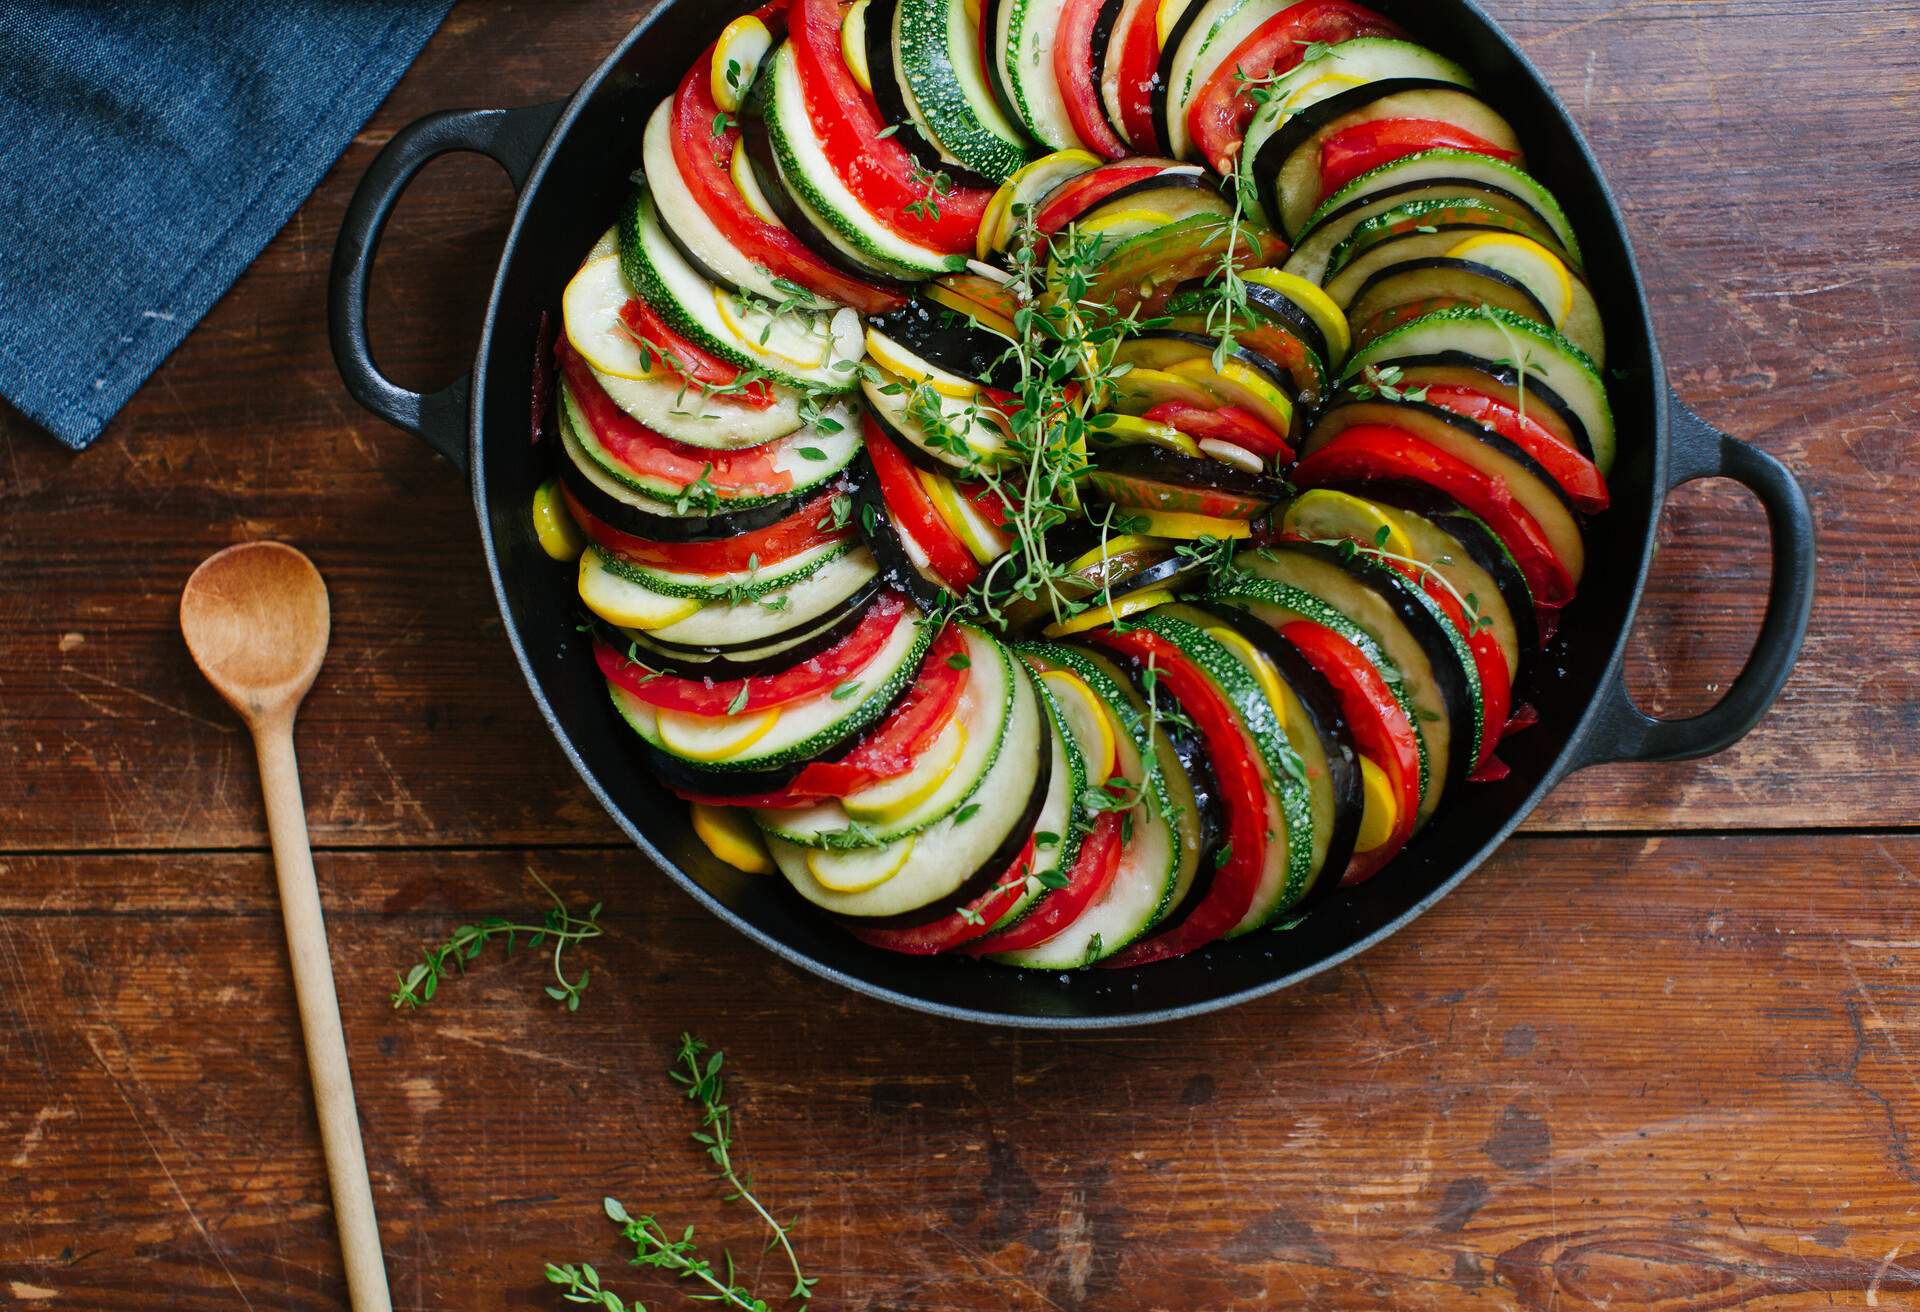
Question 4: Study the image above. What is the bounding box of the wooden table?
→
[3,1,1915,1307]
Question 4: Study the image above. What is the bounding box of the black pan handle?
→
[1568,396,1815,769]
[328,101,565,472]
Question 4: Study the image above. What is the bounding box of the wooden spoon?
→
[181,542,392,1312]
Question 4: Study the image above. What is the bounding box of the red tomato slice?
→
[1278,619,1421,886]
[1054,0,1133,160]
[849,837,1038,954]
[787,0,990,252]
[668,51,901,314]
[616,298,773,408]
[960,478,1015,530]
[963,808,1126,954]
[1143,401,1295,463]
[564,484,847,573]
[865,416,981,591]
[676,622,974,807]
[1289,424,1576,607]
[594,591,907,715]
[1092,630,1271,966]
[1417,384,1609,512]
[559,343,791,495]
[1318,119,1518,199]
[1186,0,1403,173]
[1035,163,1166,233]
[1381,556,1512,774]
[1109,0,1164,152]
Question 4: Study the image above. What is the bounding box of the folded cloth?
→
[0,0,452,448]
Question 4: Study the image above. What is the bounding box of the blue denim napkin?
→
[0,1,452,448]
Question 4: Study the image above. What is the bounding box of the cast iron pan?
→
[328,0,1816,1027]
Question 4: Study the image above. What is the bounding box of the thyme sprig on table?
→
[545,1037,815,1312]
[672,1035,817,1307]
[390,871,603,1012]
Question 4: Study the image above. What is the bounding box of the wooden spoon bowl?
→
[180,541,330,728]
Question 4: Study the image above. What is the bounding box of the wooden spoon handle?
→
[255,721,394,1312]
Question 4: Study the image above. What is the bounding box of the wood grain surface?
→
[2,0,1915,1306]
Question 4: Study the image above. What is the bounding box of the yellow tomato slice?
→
[1242,267,1352,364]
[532,478,585,561]
[842,720,969,823]
[1446,233,1575,328]
[1040,670,1118,783]
[807,835,917,892]
[1353,757,1399,852]
[1043,586,1175,636]
[1127,510,1252,541]
[711,15,773,112]
[578,551,704,630]
[1283,488,1415,559]
[656,705,782,762]
[691,803,776,874]
[1204,626,1289,732]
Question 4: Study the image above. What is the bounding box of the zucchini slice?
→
[559,380,858,510]
[617,186,864,392]
[1296,148,1582,270]
[614,599,932,777]
[635,548,882,650]
[1250,83,1518,239]
[992,642,1188,964]
[996,0,1085,152]
[585,537,856,604]
[978,658,1091,932]
[1178,601,1362,916]
[880,0,1030,182]
[1233,539,1478,820]
[641,100,831,309]
[1343,305,1615,475]
[773,654,1048,918]
[754,625,1015,845]
[1131,609,1316,930]
[1160,0,1290,162]
[1304,393,1586,589]
[1206,572,1432,822]
[757,42,966,280]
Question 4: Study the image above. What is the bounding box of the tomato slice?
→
[849,836,1038,954]
[668,50,901,314]
[1109,0,1164,153]
[595,590,907,715]
[678,622,973,807]
[1278,619,1420,885]
[1377,554,1511,775]
[1289,424,1576,607]
[1186,0,1403,173]
[960,478,1015,530]
[615,298,774,408]
[1091,630,1271,965]
[564,484,847,573]
[1143,401,1295,463]
[1054,0,1133,160]
[1035,163,1166,233]
[1416,384,1609,512]
[865,416,981,591]
[1318,119,1518,199]
[559,344,791,495]
[963,808,1126,954]
[787,0,990,252]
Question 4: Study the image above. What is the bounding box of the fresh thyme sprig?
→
[546,1198,774,1312]
[672,1035,817,1307]
[390,871,603,1012]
